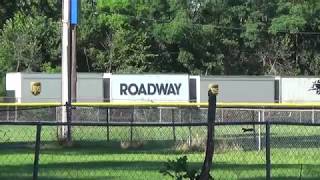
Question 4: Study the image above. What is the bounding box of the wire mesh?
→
[37,125,206,179]
[1,106,320,179]
[0,107,57,122]
[213,124,266,179]
[270,125,320,179]
[0,125,36,179]
[1,106,320,124]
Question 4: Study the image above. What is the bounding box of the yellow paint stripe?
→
[73,102,320,109]
[0,102,61,107]
[0,102,320,109]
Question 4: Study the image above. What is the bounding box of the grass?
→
[1,125,320,179]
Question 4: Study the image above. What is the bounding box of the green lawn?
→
[1,125,320,179]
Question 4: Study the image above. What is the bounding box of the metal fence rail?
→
[1,121,320,179]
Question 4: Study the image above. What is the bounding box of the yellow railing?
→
[0,102,61,107]
[1,102,320,109]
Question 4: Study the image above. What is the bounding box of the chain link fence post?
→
[67,102,72,143]
[130,108,134,143]
[188,110,192,146]
[106,107,110,141]
[258,110,262,151]
[266,121,271,180]
[171,108,176,142]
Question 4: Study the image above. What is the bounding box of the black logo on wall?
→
[120,83,182,96]
[309,80,320,95]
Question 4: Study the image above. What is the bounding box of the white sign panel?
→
[281,78,320,102]
[111,75,189,102]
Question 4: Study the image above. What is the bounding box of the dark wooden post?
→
[33,124,42,180]
[199,84,218,180]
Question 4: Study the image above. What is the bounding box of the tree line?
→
[0,0,320,94]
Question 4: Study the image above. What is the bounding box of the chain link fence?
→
[1,106,320,123]
[1,106,320,179]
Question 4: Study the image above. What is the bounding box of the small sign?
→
[110,75,190,102]
[309,80,320,95]
[30,82,41,96]
[71,0,78,25]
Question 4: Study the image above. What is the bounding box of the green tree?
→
[0,12,60,73]
[1,0,320,76]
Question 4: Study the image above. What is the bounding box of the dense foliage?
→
[0,0,319,78]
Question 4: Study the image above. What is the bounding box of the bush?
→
[160,156,212,180]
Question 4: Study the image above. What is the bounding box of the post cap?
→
[208,84,219,95]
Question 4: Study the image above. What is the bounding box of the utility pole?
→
[71,26,77,103]
[59,0,71,143]
[71,0,78,103]
[70,0,78,139]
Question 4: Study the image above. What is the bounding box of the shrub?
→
[160,156,212,180]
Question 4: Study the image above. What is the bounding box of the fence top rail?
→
[75,102,320,109]
[216,102,320,109]
[1,102,320,109]
[0,102,61,107]
[1,121,320,126]
[0,121,208,126]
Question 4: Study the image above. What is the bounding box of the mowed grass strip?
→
[1,125,320,179]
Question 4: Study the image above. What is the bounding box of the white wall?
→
[281,77,320,102]
[6,73,104,102]
[6,73,22,102]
